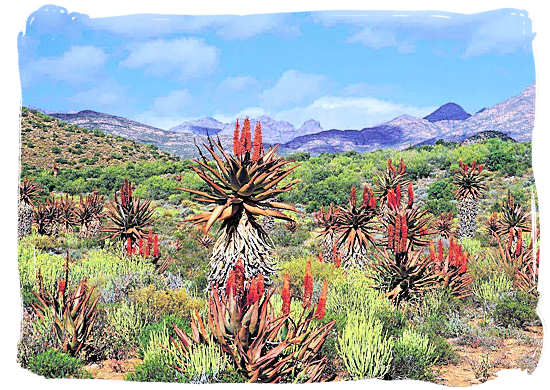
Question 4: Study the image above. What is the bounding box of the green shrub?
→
[491,292,538,329]
[131,285,205,322]
[277,256,340,297]
[106,302,149,357]
[425,179,457,215]
[17,313,57,368]
[137,314,192,358]
[126,354,184,383]
[28,349,86,378]
[389,328,439,380]
[459,237,482,256]
[473,272,513,304]
[337,308,394,380]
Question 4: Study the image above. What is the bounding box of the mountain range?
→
[46,83,535,157]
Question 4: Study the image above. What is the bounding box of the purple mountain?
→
[423,103,471,122]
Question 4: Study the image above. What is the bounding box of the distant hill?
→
[20,107,177,170]
[283,84,534,154]
[48,109,230,158]
[461,131,516,145]
[423,103,471,122]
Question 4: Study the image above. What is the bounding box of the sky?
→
[18,5,536,130]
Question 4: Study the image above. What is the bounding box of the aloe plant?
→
[179,119,299,288]
[172,261,335,383]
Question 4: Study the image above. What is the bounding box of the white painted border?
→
[1,1,548,388]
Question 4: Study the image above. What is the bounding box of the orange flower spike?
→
[318,252,324,263]
[144,243,150,258]
[399,158,406,174]
[395,184,402,205]
[387,189,396,209]
[225,271,236,297]
[515,229,523,256]
[387,158,394,173]
[315,280,328,320]
[407,182,414,208]
[247,278,259,305]
[126,237,133,257]
[153,235,159,258]
[241,118,252,153]
[369,195,377,209]
[138,238,144,256]
[350,186,356,207]
[234,258,245,296]
[400,214,408,253]
[303,259,313,308]
[429,242,436,262]
[252,121,263,161]
[256,274,265,298]
[507,228,515,252]
[387,225,394,250]
[282,273,291,315]
[362,184,369,207]
[437,239,444,263]
[232,120,241,156]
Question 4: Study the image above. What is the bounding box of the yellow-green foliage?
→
[176,343,228,380]
[107,302,149,352]
[277,256,340,294]
[337,307,394,379]
[141,323,182,367]
[131,285,205,321]
[18,243,157,294]
[19,233,59,250]
[396,328,437,362]
[473,272,513,303]
[459,237,482,256]
[326,270,379,316]
[270,293,305,323]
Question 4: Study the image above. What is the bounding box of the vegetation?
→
[16,116,541,384]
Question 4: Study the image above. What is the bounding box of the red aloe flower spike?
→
[256,274,264,298]
[126,237,133,257]
[478,164,484,174]
[153,235,159,258]
[387,224,394,250]
[350,186,356,207]
[394,215,402,252]
[233,258,245,296]
[252,122,263,161]
[429,242,436,262]
[387,189,396,210]
[315,280,328,320]
[369,194,377,209]
[395,184,402,205]
[303,259,313,308]
[471,161,477,171]
[58,279,67,296]
[144,242,150,258]
[225,271,236,297]
[407,182,414,208]
[247,278,259,305]
[399,158,405,174]
[318,252,323,262]
[362,184,369,207]
[437,239,444,263]
[387,158,394,173]
[515,229,523,256]
[241,118,252,153]
[138,238,144,256]
[232,120,241,156]
[400,214,408,253]
[507,228,515,252]
[282,273,291,315]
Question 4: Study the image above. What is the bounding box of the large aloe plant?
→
[32,253,100,356]
[172,261,335,383]
[179,119,299,288]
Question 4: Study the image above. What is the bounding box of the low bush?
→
[491,291,538,329]
[131,285,205,322]
[473,272,513,305]
[389,328,439,380]
[137,314,191,358]
[277,256,340,298]
[28,349,87,379]
[17,312,57,368]
[126,354,184,383]
[337,308,394,380]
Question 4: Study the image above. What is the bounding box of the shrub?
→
[473,272,513,304]
[17,311,57,368]
[424,179,457,215]
[106,302,149,357]
[28,349,86,379]
[137,314,191,358]
[491,291,538,329]
[337,308,394,380]
[277,256,340,297]
[389,328,439,380]
[126,354,184,383]
[131,285,205,322]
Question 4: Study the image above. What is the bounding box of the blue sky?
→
[18,5,535,130]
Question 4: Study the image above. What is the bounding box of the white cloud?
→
[150,89,193,114]
[217,76,258,93]
[69,81,128,108]
[260,70,326,110]
[22,46,107,85]
[275,96,435,129]
[348,27,397,49]
[120,38,218,79]
[464,14,534,57]
[213,95,435,130]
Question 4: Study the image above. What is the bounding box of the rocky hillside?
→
[461,131,516,145]
[283,84,534,154]
[20,108,177,170]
